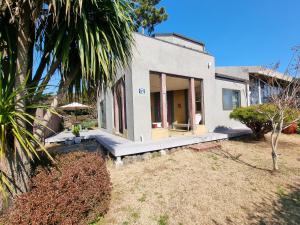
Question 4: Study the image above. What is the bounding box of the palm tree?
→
[0,53,55,201]
[0,0,134,201]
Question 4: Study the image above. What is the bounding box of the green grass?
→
[138,193,147,202]
[207,154,219,161]
[157,214,169,225]
[131,211,140,221]
[277,186,287,196]
[89,216,105,225]
[152,152,161,158]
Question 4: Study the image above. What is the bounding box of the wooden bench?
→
[172,122,190,131]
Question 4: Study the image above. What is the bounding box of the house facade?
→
[97,33,288,142]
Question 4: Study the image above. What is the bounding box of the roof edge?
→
[134,32,213,57]
[154,33,205,47]
[216,66,293,82]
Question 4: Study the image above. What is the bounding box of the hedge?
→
[1,151,111,225]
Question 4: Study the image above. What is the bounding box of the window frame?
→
[222,88,241,111]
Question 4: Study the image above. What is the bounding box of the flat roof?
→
[216,66,293,82]
[135,33,213,56]
[154,33,205,47]
[248,66,293,82]
[215,73,247,83]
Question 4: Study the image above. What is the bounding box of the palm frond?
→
[48,0,135,98]
[0,52,56,201]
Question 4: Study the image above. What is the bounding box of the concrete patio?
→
[45,128,251,162]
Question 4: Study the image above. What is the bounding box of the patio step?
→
[189,142,221,152]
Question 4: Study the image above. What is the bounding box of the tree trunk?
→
[0,147,31,212]
[272,150,279,171]
[2,2,32,203]
[14,2,31,187]
[271,136,279,171]
[271,116,284,171]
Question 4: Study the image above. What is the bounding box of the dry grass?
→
[99,134,300,225]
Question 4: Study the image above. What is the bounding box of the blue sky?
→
[45,0,299,93]
[155,0,300,72]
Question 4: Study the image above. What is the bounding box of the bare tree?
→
[258,47,300,171]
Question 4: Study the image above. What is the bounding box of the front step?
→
[189,142,221,152]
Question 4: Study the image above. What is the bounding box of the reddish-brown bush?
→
[282,122,298,134]
[2,151,111,225]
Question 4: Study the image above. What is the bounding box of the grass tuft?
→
[158,214,169,225]
[138,193,147,202]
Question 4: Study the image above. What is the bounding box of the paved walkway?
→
[45,128,251,158]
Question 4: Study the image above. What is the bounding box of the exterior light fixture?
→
[208,62,212,69]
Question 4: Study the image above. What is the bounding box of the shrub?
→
[230,105,272,139]
[72,125,80,137]
[297,123,300,134]
[2,151,111,225]
[230,104,299,139]
[81,119,98,129]
[282,122,298,134]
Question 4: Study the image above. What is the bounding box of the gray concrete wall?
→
[98,66,135,140]
[213,77,248,130]
[35,108,62,140]
[98,34,252,142]
[104,88,114,133]
[124,65,134,140]
[130,33,216,141]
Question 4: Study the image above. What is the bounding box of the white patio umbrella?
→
[59,102,91,121]
[59,102,91,111]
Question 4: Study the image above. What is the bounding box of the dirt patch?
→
[100,134,300,225]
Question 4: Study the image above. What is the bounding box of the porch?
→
[151,125,208,140]
[150,73,205,140]
[45,128,251,160]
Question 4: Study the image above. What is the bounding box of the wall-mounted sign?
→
[138,88,146,95]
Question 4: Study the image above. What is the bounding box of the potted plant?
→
[72,125,81,144]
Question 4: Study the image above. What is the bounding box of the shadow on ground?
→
[213,149,272,173]
[248,185,300,225]
[230,134,300,149]
[230,134,267,144]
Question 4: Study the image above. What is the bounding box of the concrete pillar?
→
[160,73,168,128]
[97,94,101,128]
[246,82,251,106]
[188,78,196,131]
[160,150,167,156]
[115,157,123,167]
[120,81,126,132]
[258,79,262,104]
[113,86,119,133]
[97,86,103,128]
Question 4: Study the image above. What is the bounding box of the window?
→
[222,89,241,110]
[195,85,202,113]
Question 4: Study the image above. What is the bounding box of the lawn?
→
[100,134,300,225]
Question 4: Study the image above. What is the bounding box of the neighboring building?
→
[216,66,292,105]
[97,33,289,142]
